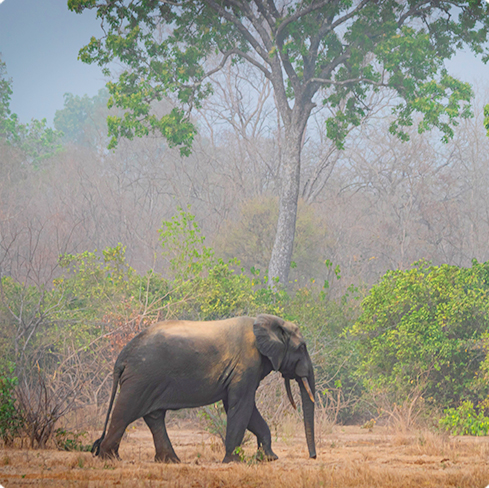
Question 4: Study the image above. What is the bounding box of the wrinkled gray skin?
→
[92,314,316,463]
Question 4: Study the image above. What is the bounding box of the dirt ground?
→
[1,422,489,488]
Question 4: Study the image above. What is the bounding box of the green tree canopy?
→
[69,0,489,285]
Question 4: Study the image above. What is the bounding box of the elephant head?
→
[253,314,316,459]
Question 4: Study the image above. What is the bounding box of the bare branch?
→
[309,76,388,88]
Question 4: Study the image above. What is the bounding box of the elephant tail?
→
[92,362,125,456]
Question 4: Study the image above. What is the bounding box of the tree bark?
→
[268,103,312,286]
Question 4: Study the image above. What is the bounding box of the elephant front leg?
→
[222,395,254,463]
[144,410,180,463]
[247,404,278,461]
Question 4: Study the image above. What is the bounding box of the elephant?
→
[92,314,316,463]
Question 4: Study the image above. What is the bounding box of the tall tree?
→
[69,0,489,286]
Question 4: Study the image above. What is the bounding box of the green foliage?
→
[57,243,137,314]
[158,207,214,281]
[484,103,489,137]
[51,244,160,354]
[350,260,489,409]
[0,366,24,446]
[18,206,489,431]
[14,118,64,168]
[158,207,287,320]
[4,204,489,429]
[439,401,489,436]
[285,283,363,423]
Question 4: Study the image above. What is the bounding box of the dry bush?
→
[366,387,427,434]
[255,373,300,433]
[15,368,79,449]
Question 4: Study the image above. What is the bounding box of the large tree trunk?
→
[268,106,311,286]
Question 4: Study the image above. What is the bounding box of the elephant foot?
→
[257,448,278,462]
[222,453,242,463]
[155,453,180,463]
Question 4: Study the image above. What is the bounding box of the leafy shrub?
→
[350,260,489,413]
[0,367,24,446]
[439,401,489,436]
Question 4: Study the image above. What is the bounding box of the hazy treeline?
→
[2,73,489,292]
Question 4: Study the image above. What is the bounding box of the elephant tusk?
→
[301,377,315,404]
[285,378,297,410]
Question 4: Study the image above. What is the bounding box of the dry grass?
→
[1,423,489,487]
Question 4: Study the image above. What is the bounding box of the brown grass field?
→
[1,420,489,488]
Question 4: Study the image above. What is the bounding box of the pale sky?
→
[0,0,106,125]
[0,0,487,126]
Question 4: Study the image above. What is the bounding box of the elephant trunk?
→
[298,374,316,459]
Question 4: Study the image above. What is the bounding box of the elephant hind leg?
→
[98,384,147,460]
[98,401,131,459]
[144,410,180,463]
[98,427,124,460]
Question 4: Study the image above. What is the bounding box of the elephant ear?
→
[253,314,288,371]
